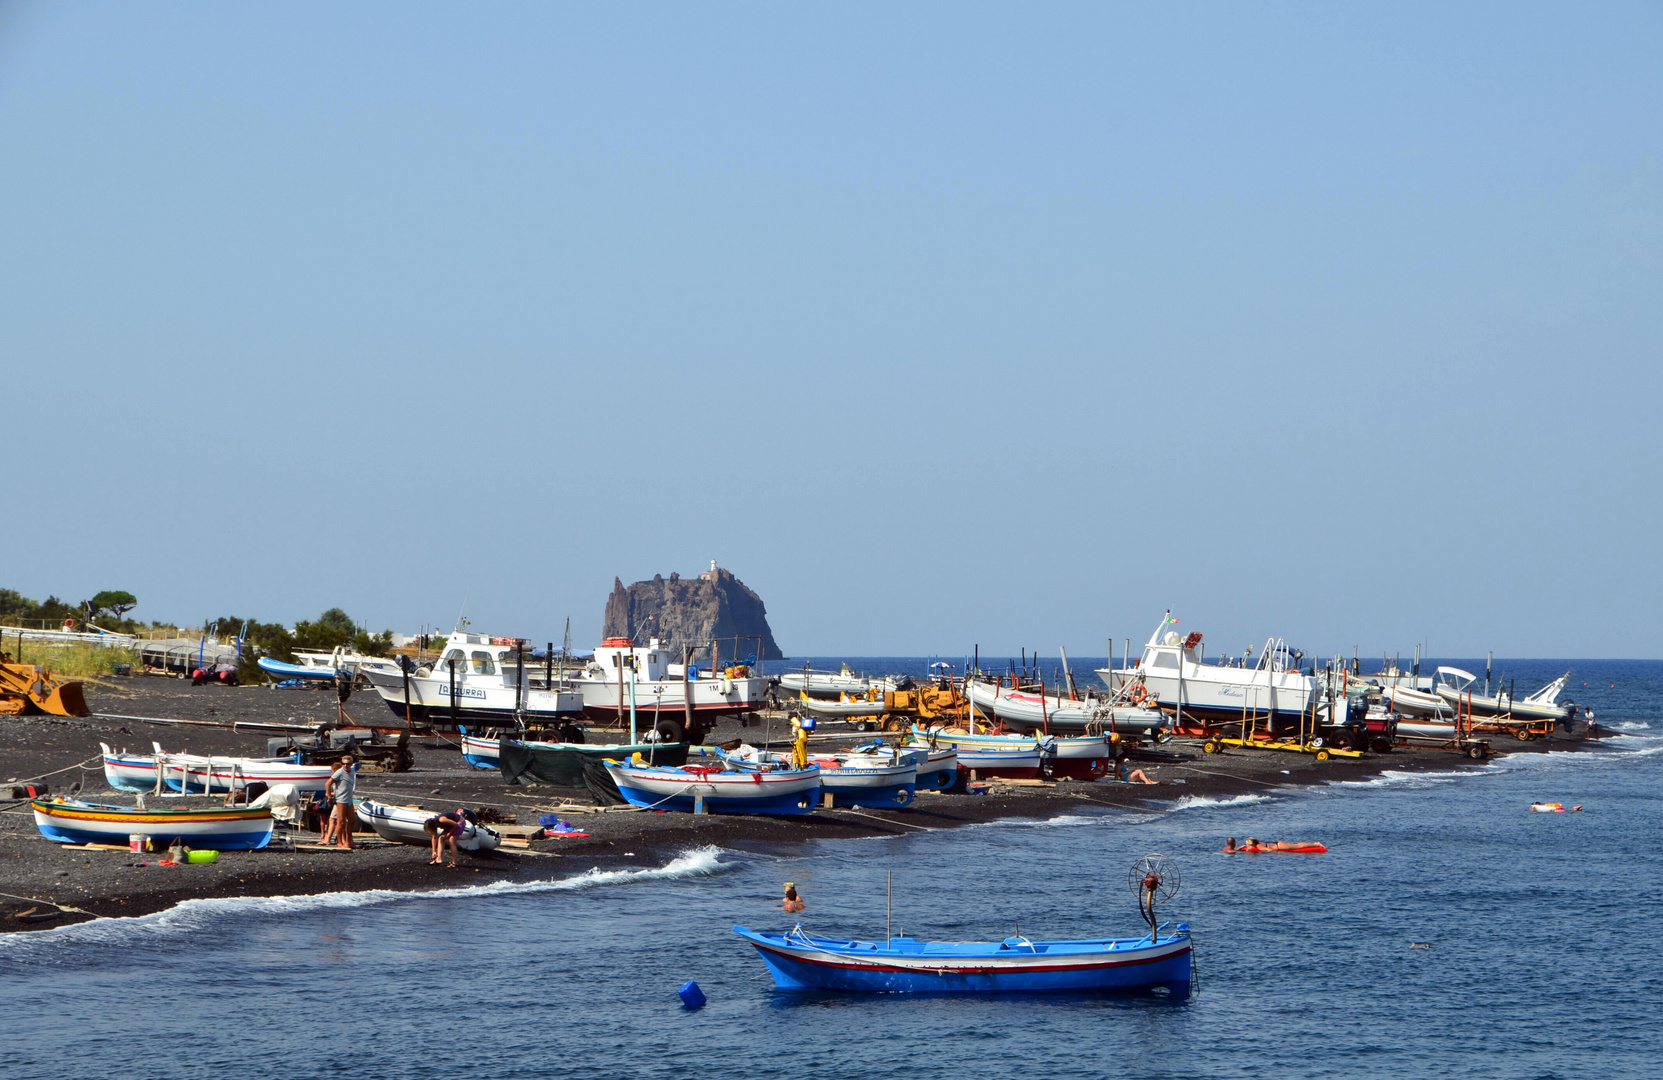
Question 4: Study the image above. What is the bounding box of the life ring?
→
[1128,685,1148,705]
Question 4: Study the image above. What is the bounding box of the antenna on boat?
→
[1129,854,1180,938]
[886,870,893,943]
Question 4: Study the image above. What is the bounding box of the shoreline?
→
[0,679,1579,934]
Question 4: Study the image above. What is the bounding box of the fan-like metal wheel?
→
[1128,854,1181,903]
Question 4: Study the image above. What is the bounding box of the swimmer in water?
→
[782,882,805,912]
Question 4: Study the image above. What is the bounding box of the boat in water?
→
[1096,613,1319,734]
[603,757,820,815]
[32,798,273,850]
[354,799,502,850]
[101,742,336,793]
[734,924,1192,994]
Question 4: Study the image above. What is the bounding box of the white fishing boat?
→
[1095,613,1319,733]
[603,757,821,815]
[905,727,1045,779]
[101,742,336,793]
[565,638,769,729]
[964,678,1166,738]
[724,744,917,808]
[362,632,586,727]
[897,745,958,790]
[355,799,502,850]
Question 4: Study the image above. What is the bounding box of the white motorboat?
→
[355,799,502,850]
[363,631,586,726]
[567,638,770,728]
[795,692,888,719]
[1381,683,1448,717]
[964,678,1166,737]
[1095,613,1319,732]
[779,666,908,698]
[1433,668,1576,723]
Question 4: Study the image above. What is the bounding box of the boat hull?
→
[354,799,501,851]
[898,748,957,790]
[812,762,917,808]
[604,762,820,815]
[734,926,1192,995]
[32,800,273,850]
[101,746,334,793]
[966,681,1165,739]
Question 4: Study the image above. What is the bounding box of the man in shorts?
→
[325,754,358,850]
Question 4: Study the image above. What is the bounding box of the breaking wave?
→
[0,846,730,951]
[1169,793,1274,811]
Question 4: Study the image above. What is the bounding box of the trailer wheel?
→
[1370,736,1393,753]
[1202,740,1221,754]
[1467,744,1487,760]
[1315,749,1331,761]
[1326,730,1352,751]
[1514,729,1534,742]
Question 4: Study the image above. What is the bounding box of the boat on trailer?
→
[32,798,273,850]
[362,633,586,727]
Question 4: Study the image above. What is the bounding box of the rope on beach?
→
[831,809,935,831]
[0,889,92,915]
[1160,765,1286,787]
[8,755,103,785]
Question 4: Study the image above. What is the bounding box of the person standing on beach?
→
[325,754,358,851]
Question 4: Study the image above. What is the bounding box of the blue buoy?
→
[678,980,706,1009]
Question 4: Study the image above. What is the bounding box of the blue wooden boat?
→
[602,758,820,815]
[732,924,1192,995]
[32,798,274,850]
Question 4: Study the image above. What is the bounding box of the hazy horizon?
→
[4,4,1659,658]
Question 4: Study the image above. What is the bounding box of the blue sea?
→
[4,660,1658,1079]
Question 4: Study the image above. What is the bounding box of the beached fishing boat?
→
[733,924,1192,994]
[354,799,502,850]
[100,742,336,794]
[603,758,820,815]
[964,679,1165,739]
[905,727,1044,779]
[32,798,274,850]
[361,632,586,726]
[897,746,957,790]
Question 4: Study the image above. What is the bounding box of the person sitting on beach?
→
[782,882,805,912]
[1118,760,1156,784]
[425,810,463,868]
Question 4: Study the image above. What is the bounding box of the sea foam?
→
[1168,793,1273,811]
[0,845,730,950]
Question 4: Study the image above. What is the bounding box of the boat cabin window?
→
[1150,650,1179,670]
[471,651,496,675]
[442,649,466,671]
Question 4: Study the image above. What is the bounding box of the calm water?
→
[5,660,1658,1080]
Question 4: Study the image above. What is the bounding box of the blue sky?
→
[2,3,1658,657]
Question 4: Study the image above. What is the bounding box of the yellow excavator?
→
[0,657,90,716]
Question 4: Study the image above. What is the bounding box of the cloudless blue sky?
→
[2,3,1659,657]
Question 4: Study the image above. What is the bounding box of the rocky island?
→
[602,561,783,662]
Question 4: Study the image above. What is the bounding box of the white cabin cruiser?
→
[1095,613,1319,733]
[362,631,585,726]
[570,637,768,729]
[963,678,1167,737]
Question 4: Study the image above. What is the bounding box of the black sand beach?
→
[0,677,1541,932]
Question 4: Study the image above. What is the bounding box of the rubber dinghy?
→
[355,799,502,850]
[733,925,1192,995]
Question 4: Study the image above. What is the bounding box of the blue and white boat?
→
[100,742,336,794]
[897,746,957,790]
[733,924,1193,995]
[805,749,916,808]
[602,758,820,815]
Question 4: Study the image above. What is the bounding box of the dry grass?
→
[12,643,140,678]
